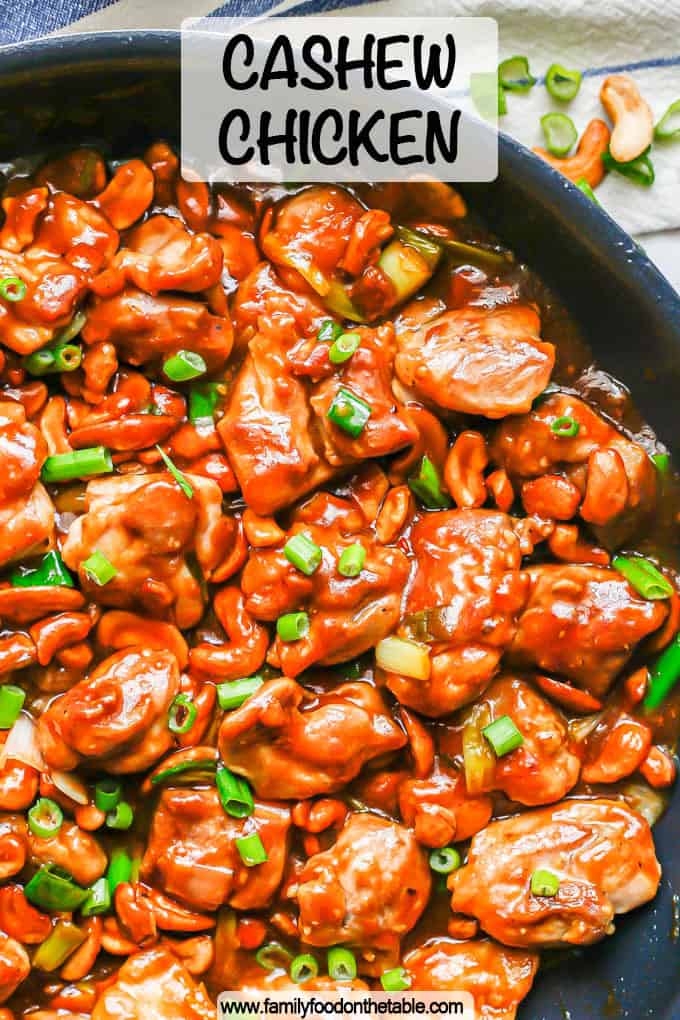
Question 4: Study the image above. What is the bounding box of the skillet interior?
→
[1,30,679,1019]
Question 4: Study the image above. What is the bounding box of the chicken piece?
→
[510,565,668,697]
[0,932,29,1004]
[219,676,406,800]
[62,473,231,628]
[142,788,290,913]
[384,510,532,716]
[295,813,431,947]
[92,946,214,1020]
[241,493,410,675]
[0,815,28,880]
[37,648,180,774]
[394,304,554,418]
[82,287,233,373]
[398,757,493,847]
[449,799,661,948]
[490,393,656,545]
[232,261,329,348]
[34,191,119,274]
[29,822,107,886]
[0,400,53,567]
[403,938,538,1020]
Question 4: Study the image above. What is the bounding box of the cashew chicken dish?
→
[0,144,676,1020]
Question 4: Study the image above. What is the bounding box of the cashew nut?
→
[533,119,611,188]
[600,74,654,163]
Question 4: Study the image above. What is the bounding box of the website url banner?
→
[218,992,474,1020]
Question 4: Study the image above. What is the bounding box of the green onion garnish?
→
[189,383,220,425]
[317,320,343,344]
[0,685,26,729]
[290,953,319,984]
[41,447,113,484]
[428,846,462,875]
[32,919,86,972]
[156,446,193,499]
[381,967,411,992]
[24,343,82,376]
[644,633,680,710]
[329,332,361,365]
[28,797,64,840]
[106,801,134,831]
[217,676,264,711]
[327,947,357,982]
[94,779,121,813]
[82,550,117,586]
[81,876,112,917]
[652,453,671,474]
[550,416,580,438]
[163,350,207,382]
[235,832,268,867]
[25,866,89,912]
[654,99,680,141]
[168,694,197,735]
[107,848,133,895]
[482,715,524,757]
[498,55,536,93]
[545,64,582,102]
[602,147,655,188]
[276,611,310,642]
[612,555,673,600]
[0,277,27,303]
[216,765,254,819]
[530,869,560,897]
[541,112,577,157]
[255,942,294,971]
[284,533,323,576]
[326,388,372,438]
[408,454,451,509]
[11,550,75,589]
[338,543,366,578]
[575,177,600,204]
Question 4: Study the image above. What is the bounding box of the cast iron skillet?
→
[0,30,679,1020]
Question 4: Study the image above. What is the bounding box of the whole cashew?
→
[600,74,654,163]
[534,119,611,188]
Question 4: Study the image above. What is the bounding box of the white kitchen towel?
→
[1,0,679,235]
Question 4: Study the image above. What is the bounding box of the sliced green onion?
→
[551,416,580,438]
[149,756,218,787]
[644,633,680,710]
[545,64,582,102]
[409,454,451,509]
[82,550,117,586]
[541,112,577,157]
[327,947,357,982]
[94,779,121,813]
[654,99,680,141]
[107,848,132,895]
[338,543,366,578]
[0,277,26,302]
[28,797,64,839]
[429,846,462,875]
[379,229,443,307]
[156,446,193,499]
[0,685,26,729]
[498,55,536,93]
[381,966,411,992]
[575,177,600,204]
[106,801,134,831]
[42,447,113,484]
[217,676,264,711]
[290,953,318,984]
[612,555,673,600]
[469,71,505,121]
[327,388,372,439]
[25,866,89,912]
[530,869,560,897]
[329,333,361,365]
[168,694,197,735]
[235,832,268,867]
[255,942,294,971]
[54,310,87,346]
[463,703,496,795]
[602,147,655,188]
[11,550,75,588]
[23,349,57,376]
[163,350,207,382]
[189,383,220,425]
[216,765,254,819]
[276,612,310,642]
[482,715,524,757]
[33,919,86,972]
[284,533,323,576]
[317,319,343,344]
[652,453,671,474]
[81,876,112,917]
